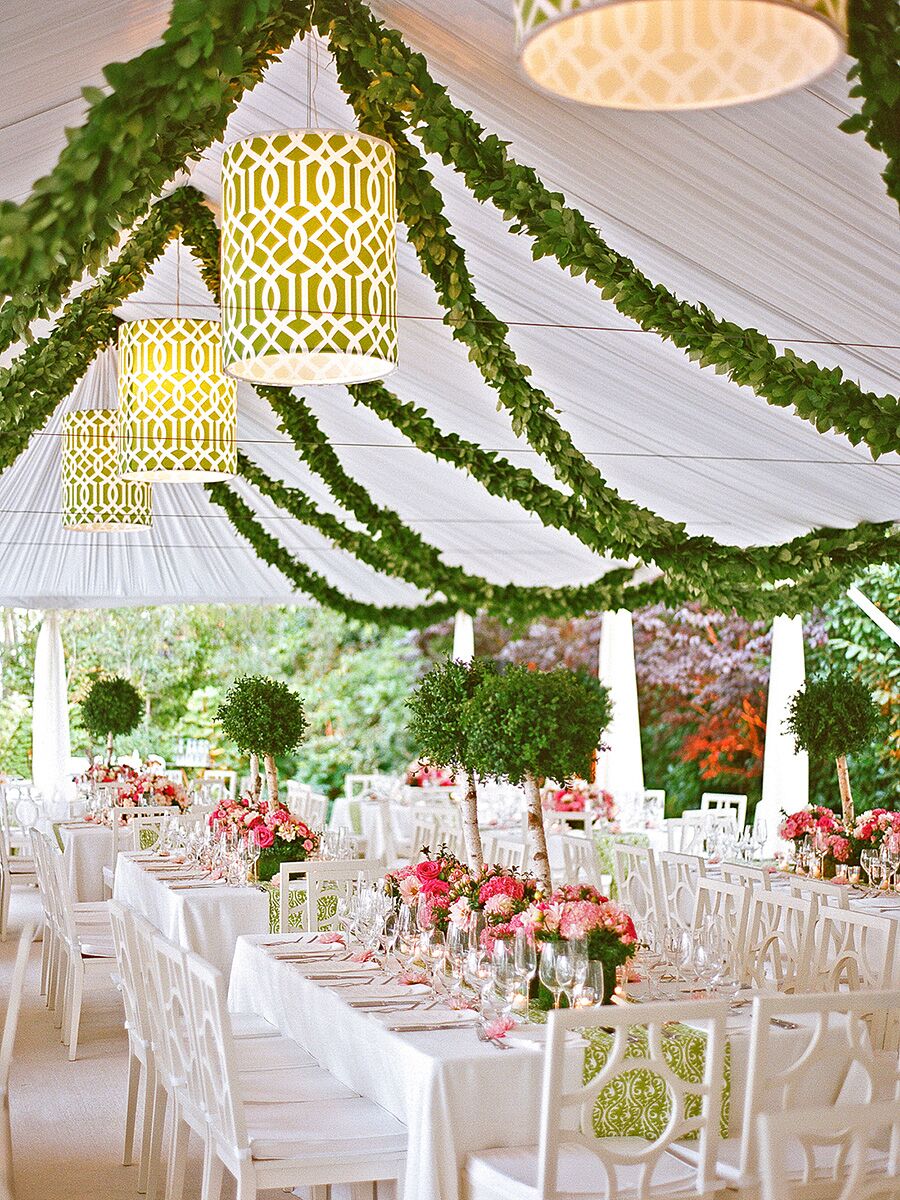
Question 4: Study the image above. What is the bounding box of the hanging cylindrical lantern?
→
[117,317,237,481]
[514,0,846,110]
[220,129,397,386]
[62,410,152,532]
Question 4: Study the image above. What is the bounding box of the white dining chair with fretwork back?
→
[809,907,898,1043]
[612,842,666,942]
[466,997,729,1200]
[657,850,706,933]
[0,923,34,1200]
[277,859,381,934]
[744,889,815,993]
[173,939,408,1200]
[720,860,771,890]
[692,877,751,983]
[669,989,900,1195]
[789,874,850,911]
[701,791,747,831]
[559,834,603,891]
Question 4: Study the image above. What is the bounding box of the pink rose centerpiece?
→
[117,771,190,812]
[545,779,616,827]
[405,760,455,788]
[779,805,900,874]
[209,793,320,881]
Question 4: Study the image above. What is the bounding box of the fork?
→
[476,1023,510,1050]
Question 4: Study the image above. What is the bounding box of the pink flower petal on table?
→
[350,949,374,962]
[318,933,345,945]
[483,1017,515,1040]
[397,968,429,986]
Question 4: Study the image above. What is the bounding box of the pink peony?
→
[420,877,450,897]
[484,893,515,918]
[478,875,525,905]
[829,836,851,863]
[398,876,421,905]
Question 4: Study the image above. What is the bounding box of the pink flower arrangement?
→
[117,772,190,811]
[511,883,637,970]
[405,761,455,788]
[209,793,320,860]
[545,780,616,822]
[779,805,900,871]
[77,762,139,787]
[779,805,842,841]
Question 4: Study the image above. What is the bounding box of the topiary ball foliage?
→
[80,674,144,741]
[406,656,497,772]
[216,675,308,758]
[786,669,881,762]
[465,664,612,785]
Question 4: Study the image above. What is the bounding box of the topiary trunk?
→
[524,771,551,891]
[461,769,483,871]
[263,752,279,807]
[836,754,854,826]
[249,752,262,801]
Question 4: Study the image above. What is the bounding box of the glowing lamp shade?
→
[62,410,152,532]
[220,129,397,386]
[117,318,237,482]
[515,0,846,110]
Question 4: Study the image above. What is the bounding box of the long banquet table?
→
[227,933,855,1200]
[57,819,112,902]
[114,853,268,975]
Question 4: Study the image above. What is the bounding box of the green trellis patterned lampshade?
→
[117,318,237,482]
[514,0,846,110]
[62,410,152,532]
[220,129,397,386]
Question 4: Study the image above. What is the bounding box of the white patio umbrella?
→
[31,611,73,814]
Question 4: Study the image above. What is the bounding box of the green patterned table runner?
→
[529,1005,730,1140]
[262,882,339,932]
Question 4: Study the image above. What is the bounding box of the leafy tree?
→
[216,675,308,805]
[786,669,881,823]
[466,665,612,888]
[406,657,497,869]
[80,674,144,765]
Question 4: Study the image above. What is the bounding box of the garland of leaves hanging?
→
[0,0,311,354]
[843,0,900,215]
[0,0,896,458]
[316,0,900,458]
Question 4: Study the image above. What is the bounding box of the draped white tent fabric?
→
[30,610,73,811]
[596,609,645,797]
[759,614,809,852]
[0,2,898,609]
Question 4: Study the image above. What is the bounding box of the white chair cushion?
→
[672,1134,887,1188]
[234,1036,317,1073]
[8,860,35,875]
[229,1011,280,1039]
[247,1096,406,1162]
[78,938,116,958]
[238,1064,359,1104]
[467,1141,703,1200]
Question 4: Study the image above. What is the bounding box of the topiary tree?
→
[786,669,881,825]
[216,675,308,806]
[466,665,613,889]
[406,656,497,870]
[80,674,144,766]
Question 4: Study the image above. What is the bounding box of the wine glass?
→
[491,939,519,1016]
[514,928,537,1004]
[396,904,418,965]
[539,943,565,1010]
[423,929,446,999]
[575,960,607,1007]
[446,924,469,999]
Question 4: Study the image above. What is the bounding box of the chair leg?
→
[164,1106,189,1200]
[137,1069,161,1194]
[143,1077,166,1200]
[66,958,84,1060]
[200,1145,224,1200]
[123,1050,141,1166]
[235,1164,257,1200]
[39,921,50,996]
[0,874,9,942]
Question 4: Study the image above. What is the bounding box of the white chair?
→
[174,940,407,1200]
[612,843,666,942]
[277,860,381,934]
[789,875,850,910]
[672,989,900,1194]
[0,923,34,1200]
[466,998,729,1200]
[558,834,603,890]
[491,838,526,871]
[0,822,35,942]
[657,850,706,933]
[202,769,237,800]
[745,890,815,993]
[759,1101,900,1200]
[720,861,771,890]
[701,792,747,831]
[810,906,898,1001]
[344,774,396,802]
[692,877,750,980]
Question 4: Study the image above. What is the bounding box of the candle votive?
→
[848,867,861,885]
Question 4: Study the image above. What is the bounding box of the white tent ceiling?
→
[1,0,898,610]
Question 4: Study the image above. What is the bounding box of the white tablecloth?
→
[228,935,577,1200]
[58,821,112,902]
[114,854,268,976]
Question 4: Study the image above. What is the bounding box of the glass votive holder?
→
[848,866,861,885]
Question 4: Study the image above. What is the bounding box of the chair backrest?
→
[559,835,602,890]
[759,1101,900,1200]
[657,851,706,932]
[110,806,178,862]
[408,812,439,861]
[720,861,771,890]
[277,859,381,933]
[149,930,212,1132]
[537,998,728,1199]
[665,818,705,854]
[180,945,250,1169]
[745,890,815,992]
[742,990,900,1192]
[344,774,396,802]
[701,792,747,831]
[202,769,237,799]
[108,901,151,1053]
[0,922,34,1092]
[810,906,898,997]
[788,875,850,910]
[612,842,665,941]
[492,838,526,871]
[692,877,750,976]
